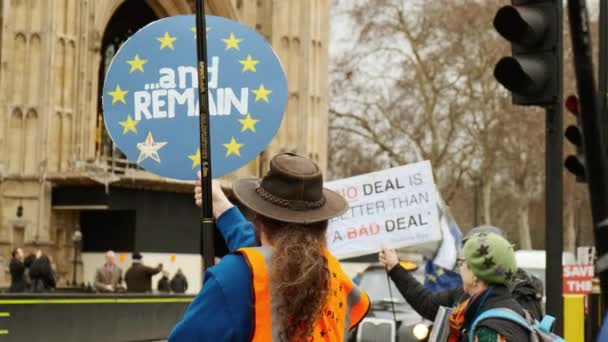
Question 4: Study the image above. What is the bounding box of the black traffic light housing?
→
[564,95,586,182]
[493,0,561,106]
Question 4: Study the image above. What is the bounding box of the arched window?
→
[96,0,158,171]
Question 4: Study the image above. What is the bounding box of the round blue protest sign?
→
[102,15,287,180]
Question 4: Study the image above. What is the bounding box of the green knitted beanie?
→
[463,232,517,285]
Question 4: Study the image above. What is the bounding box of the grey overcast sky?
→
[330,0,601,59]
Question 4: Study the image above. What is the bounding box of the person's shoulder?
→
[209,253,248,276]
[207,254,250,283]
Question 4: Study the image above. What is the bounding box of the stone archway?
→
[94,0,238,37]
[95,0,163,165]
[94,0,191,37]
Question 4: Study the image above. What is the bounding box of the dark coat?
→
[24,254,35,269]
[28,256,56,292]
[157,276,170,293]
[459,285,529,341]
[170,273,188,293]
[389,265,466,320]
[9,258,27,292]
[125,262,162,293]
[389,264,543,320]
[389,265,530,341]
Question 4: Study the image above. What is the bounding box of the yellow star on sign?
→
[118,114,139,134]
[223,137,244,157]
[108,85,128,105]
[191,27,211,39]
[427,274,436,282]
[222,33,243,50]
[252,84,272,103]
[157,32,177,50]
[126,54,147,73]
[239,113,259,133]
[239,54,259,73]
[436,268,445,276]
[188,148,201,169]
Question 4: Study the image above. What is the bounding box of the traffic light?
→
[493,1,561,106]
[564,95,586,182]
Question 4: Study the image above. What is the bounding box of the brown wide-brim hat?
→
[232,153,348,224]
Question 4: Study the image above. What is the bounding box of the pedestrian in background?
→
[124,252,162,293]
[157,271,170,293]
[29,250,56,292]
[94,250,123,293]
[170,269,188,294]
[9,248,26,292]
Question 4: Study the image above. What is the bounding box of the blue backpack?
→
[469,309,565,342]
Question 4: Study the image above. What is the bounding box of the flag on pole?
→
[424,200,463,292]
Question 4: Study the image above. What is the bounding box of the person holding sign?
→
[380,226,544,323]
[382,232,530,341]
[170,153,370,341]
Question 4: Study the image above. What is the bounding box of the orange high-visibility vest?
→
[237,246,370,341]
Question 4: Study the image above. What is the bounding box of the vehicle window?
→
[358,268,407,303]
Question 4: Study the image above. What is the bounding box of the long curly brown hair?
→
[258,215,329,342]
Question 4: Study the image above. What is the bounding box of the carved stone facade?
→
[0,0,330,286]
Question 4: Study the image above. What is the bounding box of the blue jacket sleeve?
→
[216,206,256,251]
[169,255,252,341]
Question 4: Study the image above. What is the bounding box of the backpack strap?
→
[469,308,532,342]
[539,315,557,333]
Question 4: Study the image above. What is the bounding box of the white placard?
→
[326,161,441,259]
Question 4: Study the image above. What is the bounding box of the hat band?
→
[255,186,326,211]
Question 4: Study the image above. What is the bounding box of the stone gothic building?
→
[0,0,330,287]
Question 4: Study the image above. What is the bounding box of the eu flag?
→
[424,202,463,292]
[424,260,462,292]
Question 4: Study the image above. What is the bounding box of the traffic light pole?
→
[545,104,564,334]
[492,1,565,330]
[568,0,608,318]
[547,2,564,333]
[599,0,608,146]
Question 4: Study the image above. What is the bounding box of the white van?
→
[514,249,576,289]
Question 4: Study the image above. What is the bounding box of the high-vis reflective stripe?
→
[239,247,273,342]
[238,247,370,341]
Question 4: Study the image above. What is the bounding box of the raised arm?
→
[379,248,465,320]
[195,174,256,251]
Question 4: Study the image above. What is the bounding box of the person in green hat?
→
[379,225,543,320]
[381,232,530,341]
[450,232,529,341]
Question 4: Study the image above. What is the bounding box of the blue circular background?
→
[102,15,287,180]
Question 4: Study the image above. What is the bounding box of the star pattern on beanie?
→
[495,265,505,275]
[477,244,489,256]
[463,231,517,285]
[482,256,495,269]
